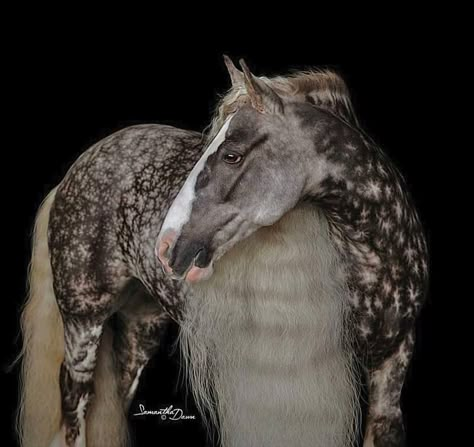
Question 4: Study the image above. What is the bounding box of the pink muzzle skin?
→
[184,264,214,283]
[156,230,213,284]
[157,230,176,275]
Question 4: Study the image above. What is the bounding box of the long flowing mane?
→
[207,68,359,141]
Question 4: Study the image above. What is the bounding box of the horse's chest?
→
[210,267,353,447]
[185,206,357,447]
[224,272,331,371]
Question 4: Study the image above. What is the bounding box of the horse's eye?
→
[222,152,243,164]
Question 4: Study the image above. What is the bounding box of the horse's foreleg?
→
[363,329,415,447]
[114,285,170,411]
[55,315,106,447]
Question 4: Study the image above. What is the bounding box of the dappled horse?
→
[18,57,428,447]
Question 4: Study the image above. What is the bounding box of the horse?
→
[17,56,428,447]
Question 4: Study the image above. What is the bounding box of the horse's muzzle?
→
[156,230,213,283]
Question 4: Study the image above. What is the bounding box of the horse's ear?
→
[239,59,284,115]
[223,55,244,87]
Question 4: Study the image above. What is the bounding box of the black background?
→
[2,16,457,447]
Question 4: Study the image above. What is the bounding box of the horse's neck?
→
[181,204,358,447]
[201,204,349,342]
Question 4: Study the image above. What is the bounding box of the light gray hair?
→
[179,204,361,447]
[206,68,359,143]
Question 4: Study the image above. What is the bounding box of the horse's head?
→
[157,58,332,283]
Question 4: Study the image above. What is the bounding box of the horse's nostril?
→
[193,248,203,264]
[194,247,210,268]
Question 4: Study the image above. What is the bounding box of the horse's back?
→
[59,123,202,193]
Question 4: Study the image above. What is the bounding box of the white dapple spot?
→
[127,365,145,403]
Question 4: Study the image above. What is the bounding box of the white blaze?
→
[159,116,233,238]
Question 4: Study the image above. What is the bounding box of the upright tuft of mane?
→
[273,69,359,126]
[207,68,359,141]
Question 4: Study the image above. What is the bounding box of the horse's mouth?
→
[157,217,249,284]
[163,248,214,284]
